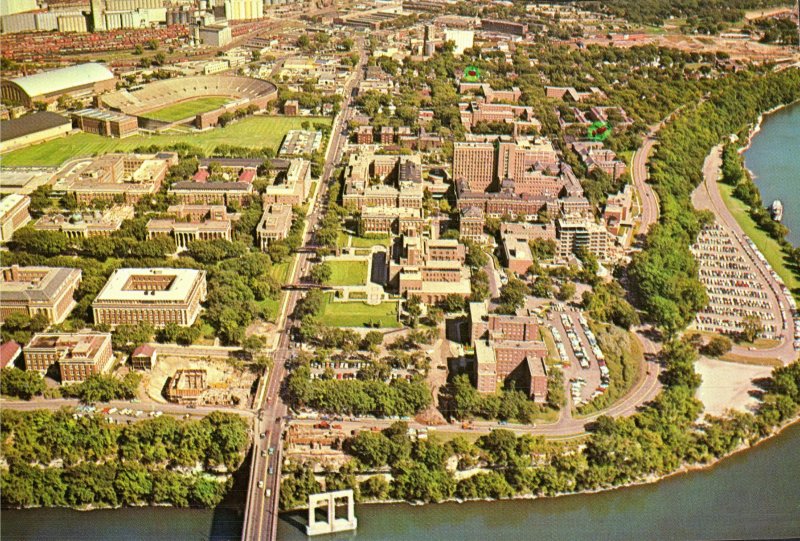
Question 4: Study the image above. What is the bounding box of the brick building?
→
[71,108,139,138]
[455,179,558,219]
[131,344,157,370]
[257,203,293,250]
[169,181,253,207]
[469,302,548,401]
[388,236,471,303]
[571,141,627,181]
[0,194,31,243]
[0,266,82,324]
[23,332,114,383]
[342,152,424,212]
[356,125,374,144]
[359,206,425,237]
[262,159,311,206]
[53,152,177,205]
[453,138,558,193]
[92,268,207,327]
[459,206,485,243]
[459,102,540,133]
[283,100,299,116]
[469,302,540,344]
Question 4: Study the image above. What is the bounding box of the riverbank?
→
[736,101,795,155]
[722,101,800,294]
[277,421,800,541]
[741,99,800,248]
[285,414,800,513]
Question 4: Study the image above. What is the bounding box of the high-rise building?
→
[453,142,495,192]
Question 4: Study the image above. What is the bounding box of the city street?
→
[240,37,368,541]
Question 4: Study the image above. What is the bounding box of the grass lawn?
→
[324,260,368,286]
[719,182,800,298]
[142,97,231,122]
[195,320,217,346]
[0,116,331,167]
[336,231,351,248]
[256,297,282,322]
[320,293,400,328]
[351,235,391,248]
[269,261,292,285]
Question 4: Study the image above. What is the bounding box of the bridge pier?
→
[306,489,358,536]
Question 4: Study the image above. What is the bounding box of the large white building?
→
[92,268,207,327]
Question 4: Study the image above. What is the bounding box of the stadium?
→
[100,75,278,130]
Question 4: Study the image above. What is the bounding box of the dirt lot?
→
[143,355,256,408]
[695,357,773,416]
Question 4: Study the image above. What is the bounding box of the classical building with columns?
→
[146,205,233,251]
[0,265,82,324]
[92,268,207,327]
[35,206,133,239]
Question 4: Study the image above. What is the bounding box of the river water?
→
[3,422,799,540]
[3,106,800,541]
[744,101,800,246]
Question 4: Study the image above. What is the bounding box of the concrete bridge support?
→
[306,489,358,536]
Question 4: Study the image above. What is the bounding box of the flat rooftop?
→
[25,332,110,359]
[94,268,204,303]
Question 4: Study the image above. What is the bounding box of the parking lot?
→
[547,307,609,407]
[691,223,779,338]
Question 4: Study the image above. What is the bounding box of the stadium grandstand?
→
[100,75,278,130]
[1,63,116,108]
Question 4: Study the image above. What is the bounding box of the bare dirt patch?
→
[695,357,773,416]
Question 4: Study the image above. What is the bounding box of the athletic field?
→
[0,116,331,167]
[141,97,231,123]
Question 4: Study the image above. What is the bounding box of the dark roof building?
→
[0,112,72,152]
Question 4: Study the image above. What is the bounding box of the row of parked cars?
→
[560,313,591,369]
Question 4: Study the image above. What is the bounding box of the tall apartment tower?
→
[453,142,496,192]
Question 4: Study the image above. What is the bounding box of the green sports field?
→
[0,116,331,167]
[141,96,231,122]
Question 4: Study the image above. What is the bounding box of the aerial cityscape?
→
[0,0,799,539]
